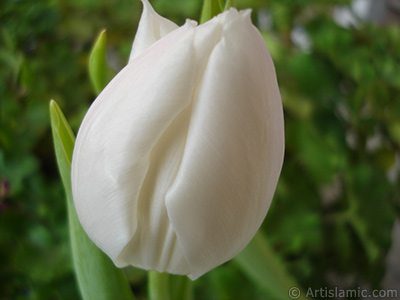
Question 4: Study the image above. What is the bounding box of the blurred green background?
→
[1,0,400,299]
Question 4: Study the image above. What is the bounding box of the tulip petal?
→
[165,9,284,280]
[73,18,225,276]
[72,3,284,280]
[73,23,196,275]
[128,0,179,63]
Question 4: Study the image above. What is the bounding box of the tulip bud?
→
[71,0,284,280]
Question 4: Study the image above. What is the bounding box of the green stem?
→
[148,271,170,300]
[170,275,193,300]
[234,231,309,300]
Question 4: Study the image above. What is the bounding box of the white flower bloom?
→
[71,0,284,280]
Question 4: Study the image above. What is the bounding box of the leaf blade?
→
[234,231,308,300]
[200,0,224,24]
[49,100,135,300]
[89,30,109,94]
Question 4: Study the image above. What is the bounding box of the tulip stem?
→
[148,271,170,300]
[170,275,193,300]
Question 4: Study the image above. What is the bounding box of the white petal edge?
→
[165,9,284,280]
[72,4,284,280]
[128,0,179,63]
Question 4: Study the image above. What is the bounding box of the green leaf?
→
[88,30,110,94]
[200,0,224,24]
[345,163,395,274]
[49,100,135,300]
[234,231,308,300]
[224,0,234,10]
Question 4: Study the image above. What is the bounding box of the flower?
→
[71,0,284,280]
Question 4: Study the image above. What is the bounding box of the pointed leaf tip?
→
[89,29,110,95]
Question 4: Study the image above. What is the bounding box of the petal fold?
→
[73,23,197,273]
[165,9,284,280]
[72,2,284,280]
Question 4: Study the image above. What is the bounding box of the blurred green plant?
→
[1,0,399,299]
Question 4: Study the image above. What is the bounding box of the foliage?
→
[0,0,399,299]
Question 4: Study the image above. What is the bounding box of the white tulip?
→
[71,0,284,280]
